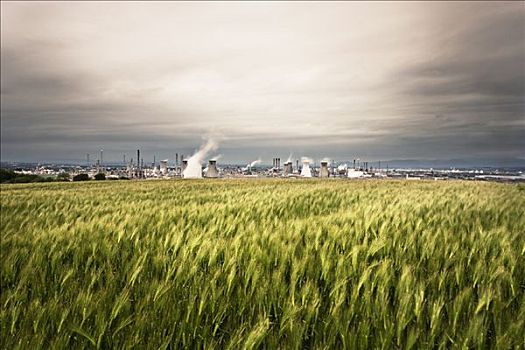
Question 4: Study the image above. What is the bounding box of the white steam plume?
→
[243,159,261,171]
[300,157,312,177]
[183,139,219,179]
[301,157,313,164]
[249,159,262,167]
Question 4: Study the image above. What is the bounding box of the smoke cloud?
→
[242,158,261,171]
[301,157,313,164]
[182,138,219,179]
[249,159,262,167]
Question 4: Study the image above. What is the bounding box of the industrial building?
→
[160,160,168,176]
[206,160,219,178]
[319,161,330,178]
[283,161,293,176]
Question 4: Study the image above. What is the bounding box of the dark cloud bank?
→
[1,2,524,166]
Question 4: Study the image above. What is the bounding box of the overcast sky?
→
[1,1,524,164]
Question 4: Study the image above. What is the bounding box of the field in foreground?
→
[1,179,524,349]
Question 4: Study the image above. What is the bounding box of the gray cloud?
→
[1,1,524,164]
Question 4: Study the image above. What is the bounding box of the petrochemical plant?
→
[3,146,524,183]
[77,149,397,180]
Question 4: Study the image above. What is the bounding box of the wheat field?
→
[1,179,524,349]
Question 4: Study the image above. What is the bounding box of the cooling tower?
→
[283,161,293,175]
[319,161,330,178]
[301,160,312,177]
[160,160,168,175]
[206,160,219,178]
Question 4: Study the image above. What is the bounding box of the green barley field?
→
[1,179,524,349]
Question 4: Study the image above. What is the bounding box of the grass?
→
[1,179,524,349]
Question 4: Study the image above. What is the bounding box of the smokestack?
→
[123,154,126,165]
[206,160,219,178]
[87,153,90,167]
[320,161,330,178]
[136,149,140,178]
[100,149,103,166]
[128,159,133,177]
[296,159,299,173]
[176,153,179,166]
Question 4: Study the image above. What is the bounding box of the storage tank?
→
[347,169,364,178]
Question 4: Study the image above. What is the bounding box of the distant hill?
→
[378,158,525,169]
